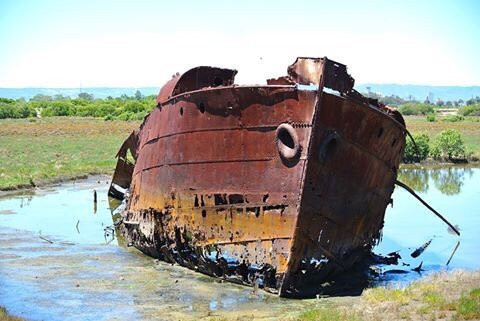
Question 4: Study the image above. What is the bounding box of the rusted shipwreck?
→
[109,57,406,297]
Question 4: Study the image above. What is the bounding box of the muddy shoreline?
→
[0,174,111,198]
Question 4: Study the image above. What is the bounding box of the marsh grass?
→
[0,117,138,190]
[295,307,358,321]
[455,288,480,320]
[363,287,411,305]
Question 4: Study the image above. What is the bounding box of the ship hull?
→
[110,58,406,297]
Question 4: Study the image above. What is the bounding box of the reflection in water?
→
[398,167,473,195]
[19,195,33,208]
[398,169,429,192]
[431,168,470,196]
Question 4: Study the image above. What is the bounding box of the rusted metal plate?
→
[108,130,138,198]
[111,57,406,297]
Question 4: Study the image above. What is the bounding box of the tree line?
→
[0,90,156,120]
[366,92,480,116]
[1,90,480,120]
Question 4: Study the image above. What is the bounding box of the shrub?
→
[426,113,436,122]
[115,111,134,121]
[430,129,466,161]
[0,101,36,119]
[132,111,148,120]
[442,114,464,122]
[399,103,434,115]
[403,133,430,163]
[0,102,19,119]
[95,102,116,117]
[459,104,480,116]
[42,101,76,116]
[123,101,146,113]
[16,103,36,118]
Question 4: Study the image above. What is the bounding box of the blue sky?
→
[0,0,479,87]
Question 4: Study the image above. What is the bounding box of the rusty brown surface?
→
[108,130,138,199]
[112,57,406,297]
[287,57,354,93]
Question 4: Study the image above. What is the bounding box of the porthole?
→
[275,123,300,160]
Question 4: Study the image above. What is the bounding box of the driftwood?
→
[39,235,53,244]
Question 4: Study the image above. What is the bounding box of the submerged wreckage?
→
[109,57,408,297]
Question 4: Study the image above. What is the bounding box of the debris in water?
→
[93,190,98,214]
[39,235,53,244]
[384,269,409,275]
[412,261,424,273]
[446,241,461,266]
[411,238,432,258]
[387,251,402,261]
[104,225,115,244]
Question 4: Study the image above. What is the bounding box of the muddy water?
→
[0,168,479,320]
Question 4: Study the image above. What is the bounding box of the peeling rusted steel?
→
[111,57,406,298]
[108,130,138,199]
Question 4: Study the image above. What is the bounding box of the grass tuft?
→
[295,307,358,321]
[363,287,410,305]
[456,288,480,320]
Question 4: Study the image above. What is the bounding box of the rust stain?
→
[109,57,406,297]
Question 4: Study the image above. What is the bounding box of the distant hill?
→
[355,84,480,102]
[1,85,480,102]
[0,87,159,100]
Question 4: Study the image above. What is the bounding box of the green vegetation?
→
[0,118,138,190]
[364,91,480,109]
[456,288,480,319]
[443,114,465,122]
[403,132,430,163]
[0,307,25,321]
[426,113,436,122]
[288,272,480,321]
[363,287,411,305]
[404,116,480,161]
[459,104,480,116]
[402,129,473,163]
[430,129,469,161]
[295,307,358,321]
[0,91,155,121]
[398,103,434,116]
